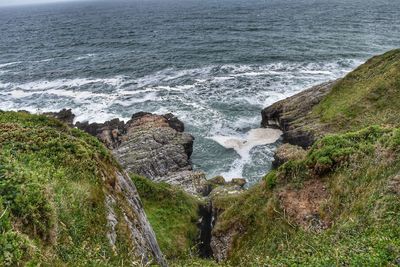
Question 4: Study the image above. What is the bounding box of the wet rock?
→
[163,113,185,132]
[261,81,336,148]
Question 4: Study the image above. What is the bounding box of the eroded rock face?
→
[261,81,336,148]
[210,227,239,262]
[75,112,208,196]
[112,170,167,266]
[207,176,246,262]
[43,108,75,126]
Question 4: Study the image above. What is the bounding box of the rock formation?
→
[44,108,75,126]
[75,112,209,196]
[206,177,246,261]
[261,81,336,148]
[107,169,168,266]
[50,109,248,262]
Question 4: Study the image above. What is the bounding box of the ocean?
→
[0,0,399,185]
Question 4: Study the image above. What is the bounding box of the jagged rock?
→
[273,143,307,168]
[75,118,126,149]
[210,230,232,262]
[44,108,75,126]
[261,81,336,148]
[76,112,207,196]
[206,176,246,261]
[112,170,168,266]
[163,113,185,132]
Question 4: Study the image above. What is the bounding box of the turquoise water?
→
[0,0,399,184]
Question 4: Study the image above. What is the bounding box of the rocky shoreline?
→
[41,77,333,263]
[36,78,346,263]
[32,75,339,263]
[44,108,247,262]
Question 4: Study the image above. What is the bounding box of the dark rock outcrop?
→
[43,108,75,126]
[261,81,336,148]
[198,203,213,258]
[75,118,126,149]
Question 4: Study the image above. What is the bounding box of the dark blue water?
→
[1,0,399,184]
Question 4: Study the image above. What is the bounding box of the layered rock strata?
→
[261,81,336,148]
[75,112,209,196]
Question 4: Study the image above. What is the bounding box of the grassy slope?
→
[209,50,400,266]
[0,111,139,266]
[131,175,200,260]
[310,49,400,133]
[212,126,400,266]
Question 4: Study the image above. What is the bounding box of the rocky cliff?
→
[261,81,336,148]
[205,49,400,266]
[0,111,167,266]
[262,49,400,149]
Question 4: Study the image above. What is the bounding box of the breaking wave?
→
[0,59,361,183]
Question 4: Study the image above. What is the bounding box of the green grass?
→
[311,49,400,133]
[131,175,201,260]
[210,126,400,266]
[0,111,140,266]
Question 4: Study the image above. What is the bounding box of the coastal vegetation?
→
[131,175,200,259]
[211,125,400,266]
[1,49,399,266]
[0,111,158,266]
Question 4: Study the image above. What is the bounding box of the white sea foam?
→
[0,62,21,68]
[113,92,159,106]
[75,54,97,60]
[0,77,126,91]
[0,59,363,183]
[209,128,282,180]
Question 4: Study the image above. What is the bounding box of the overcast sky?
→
[0,0,84,6]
